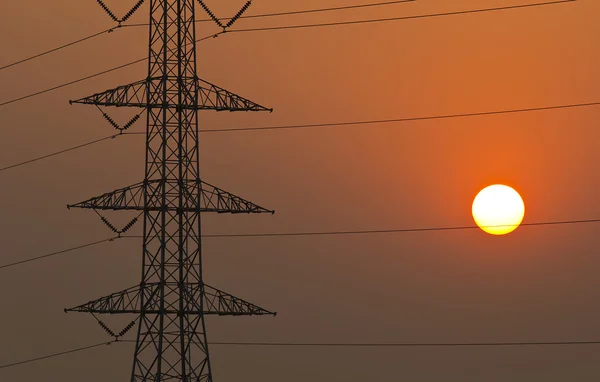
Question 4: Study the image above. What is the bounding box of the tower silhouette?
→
[65,1,275,380]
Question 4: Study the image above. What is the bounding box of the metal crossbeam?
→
[68,179,274,214]
[65,283,276,316]
[70,77,273,112]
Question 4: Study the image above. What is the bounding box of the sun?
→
[472,185,525,235]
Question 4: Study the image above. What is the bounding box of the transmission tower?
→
[65,0,275,380]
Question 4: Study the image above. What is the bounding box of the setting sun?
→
[472,185,525,235]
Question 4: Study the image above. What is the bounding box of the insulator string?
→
[95,0,146,24]
[226,1,252,28]
[96,0,119,22]
[94,105,144,132]
[93,210,142,236]
[90,313,138,340]
[197,0,224,28]
[118,320,138,338]
[121,0,146,23]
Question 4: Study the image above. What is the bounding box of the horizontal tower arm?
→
[65,282,276,316]
[70,77,273,112]
[67,179,274,214]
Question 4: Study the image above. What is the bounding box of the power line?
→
[122,0,417,28]
[196,101,600,133]
[0,0,569,75]
[0,1,413,73]
[120,338,600,347]
[0,32,219,109]
[0,57,146,108]
[160,218,600,239]
[0,134,119,173]
[5,98,599,144]
[5,0,560,74]
[0,27,118,73]
[208,340,600,348]
[0,1,577,109]
[2,218,598,271]
[0,237,116,270]
[0,1,415,74]
[4,99,599,174]
[123,0,573,28]
[0,341,115,370]
[229,0,576,33]
[2,338,599,371]
[228,0,416,21]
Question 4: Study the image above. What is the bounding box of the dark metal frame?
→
[66,1,274,380]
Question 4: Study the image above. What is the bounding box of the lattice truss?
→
[66,1,274,381]
[71,77,273,112]
[68,179,274,214]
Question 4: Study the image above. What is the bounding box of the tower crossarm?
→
[68,181,147,211]
[68,179,274,214]
[70,79,149,108]
[65,282,276,316]
[197,77,273,112]
[201,284,276,316]
[198,180,274,214]
[69,77,273,112]
[65,284,148,314]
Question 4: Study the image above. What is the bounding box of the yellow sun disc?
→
[472,185,525,235]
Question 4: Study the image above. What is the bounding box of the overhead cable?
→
[0,341,115,370]
[2,337,600,371]
[0,27,118,72]
[2,219,599,271]
[123,0,418,27]
[129,218,600,239]
[2,98,600,174]
[0,32,220,109]
[0,134,120,173]
[0,1,577,108]
[0,1,415,71]
[209,340,600,348]
[0,237,117,270]
[194,102,600,134]
[229,0,576,33]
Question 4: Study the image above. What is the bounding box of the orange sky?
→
[0,0,599,380]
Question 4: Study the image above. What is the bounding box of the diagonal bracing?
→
[65,0,276,380]
[66,283,276,316]
[67,179,274,214]
[70,77,273,112]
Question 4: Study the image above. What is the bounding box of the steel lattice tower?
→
[65,1,275,380]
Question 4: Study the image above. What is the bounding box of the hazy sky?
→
[1,0,600,381]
